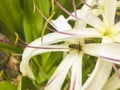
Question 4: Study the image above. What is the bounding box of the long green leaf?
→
[0,0,23,40]
[22,0,50,42]
[0,81,17,90]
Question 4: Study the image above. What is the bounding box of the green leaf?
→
[82,54,97,84]
[30,52,63,86]
[0,42,23,53]
[42,52,63,75]
[31,55,47,84]
[17,76,37,90]
[22,0,50,42]
[0,0,24,40]
[0,81,17,90]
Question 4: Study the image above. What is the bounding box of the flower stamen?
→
[47,27,77,35]
[112,63,120,79]
[81,0,94,9]
[72,0,77,20]
[54,0,79,20]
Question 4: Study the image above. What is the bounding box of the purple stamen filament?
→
[72,0,77,20]
[112,63,120,79]
[47,27,77,35]
[54,0,79,20]
[0,39,67,49]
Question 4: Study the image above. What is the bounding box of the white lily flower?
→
[20,15,120,90]
[20,0,96,80]
[81,0,120,89]
[45,0,120,88]
[20,27,120,90]
[20,0,120,90]
[45,51,83,90]
[80,0,120,43]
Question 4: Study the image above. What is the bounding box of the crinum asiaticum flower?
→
[20,0,120,90]
[80,0,120,43]
[20,15,120,90]
[78,0,120,89]
[46,0,120,89]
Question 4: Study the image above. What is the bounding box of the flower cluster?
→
[20,0,120,90]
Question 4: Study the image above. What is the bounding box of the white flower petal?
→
[67,10,81,21]
[84,43,120,64]
[92,9,101,16]
[51,15,72,31]
[44,52,78,90]
[20,45,69,79]
[20,29,100,79]
[68,0,94,20]
[101,0,117,27]
[82,11,105,31]
[82,59,112,90]
[111,21,120,34]
[103,69,120,90]
[113,33,120,43]
[80,0,94,18]
[69,52,83,90]
[23,29,100,59]
[102,36,113,43]
[67,0,95,28]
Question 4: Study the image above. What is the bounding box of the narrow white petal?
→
[44,52,77,90]
[103,69,120,90]
[82,11,105,31]
[69,52,83,90]
[111,21,120,34]
[92,9,101,16]
[67,10,81,21]
[74,0,95,28]
[68,0,94,20]
[80,0,94,18]
[20,29,100,79]
[20,45,69,79]
[23,29,100,60]
[82,59,112,90]
[51,15,72,31]
[67,0,95,28]
[84,43,120,64]
[113,33,120,43]
[68,9,105,31]
[102,36,113,43]
[101,0,117,27]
